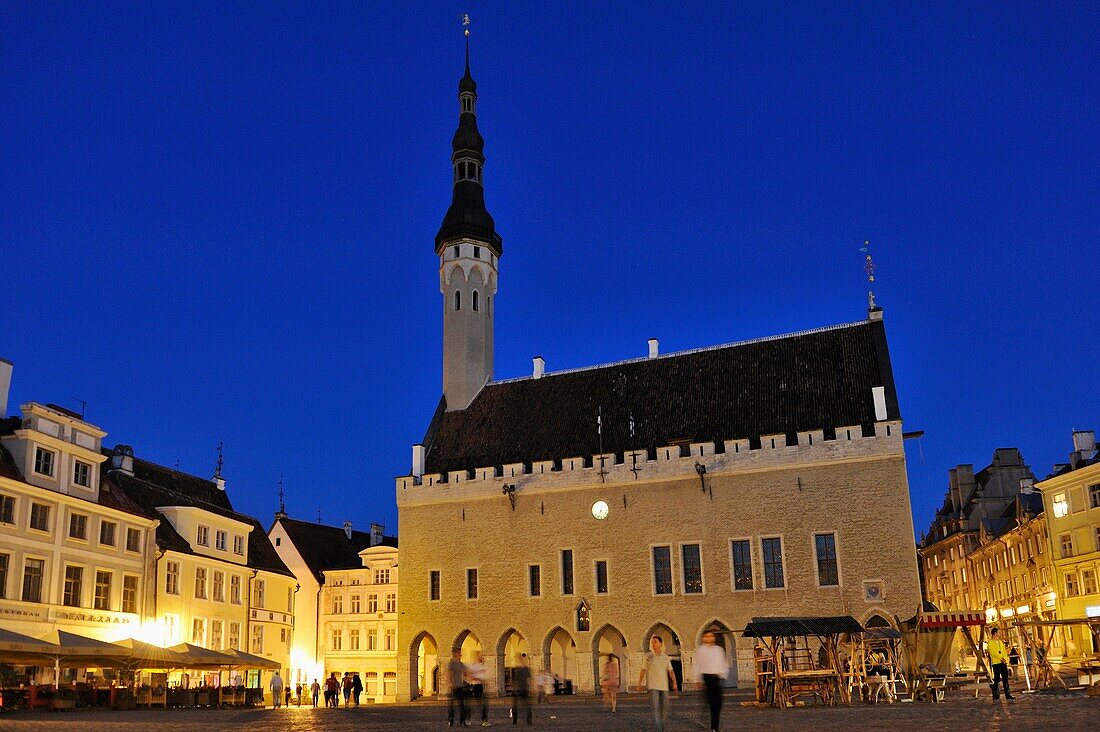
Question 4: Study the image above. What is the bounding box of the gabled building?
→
[394,41,922,700]
[103,446,297,686]
[0,391,158,655]
[269,515,396,693]
[1036,429,1100,656]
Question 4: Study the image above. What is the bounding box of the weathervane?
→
[277,474,286,514]
[463,13,470,37]
[213,440,224,479]
[859,240,878,310]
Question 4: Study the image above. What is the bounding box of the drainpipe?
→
[246,569,258,690]
[315,581,323,672]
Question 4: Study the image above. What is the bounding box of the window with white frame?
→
[33,447,55,477]
[1053,493,1069,518]
[194,567,207,599]
[1060,533,1074,558]
[63,565,83,606]
[681,544,703,594]
[815,533,840,586]
[212,570,225,602]
[73,460,91,488]
[29,503,50,532]
[384,628,395,651]
[332,593,343,614]
[230,574,242,604]
[331,629,342,651]
[165,561,179,594]
[367,629,377,650]
[1066,572,1080,597]
[374,568,390,585]
[0,494,13,524]
[126,527,141,552]
[251,625,263,654]
[192,617,206,645]
[762,537,785,589]
[367,594,378,613]
[350,594,361,613]
[69,513,88,540]
[385,593,396,612]
[215,530,227,551]
[350,628,360,650]
[652,546,673,595]
[731,539,753,590]
[0,553,9,600]
[1090,484,1100,510]
[228,621,241,650]
[99,520,116,546]
[122,575,139,613]
[210,619,223,649]
[93,570,112,610]
[1083,569,1098,595]
[233,534,244,555]
[254,579,265,608]
[196,525,209,546]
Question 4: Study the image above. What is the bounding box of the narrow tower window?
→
[453,245,460,258]
[472,291,479,312]
[454,290,461,311]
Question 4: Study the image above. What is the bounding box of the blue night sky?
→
[2,2,1097,538]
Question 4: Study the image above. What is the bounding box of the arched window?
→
[454,290,461,311]
[472,290,479,312]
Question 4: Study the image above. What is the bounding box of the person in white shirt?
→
[692,631,728,732]
[638,635,678,732]
[465,651,492,726]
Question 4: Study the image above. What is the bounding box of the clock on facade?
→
[591,500,609,520]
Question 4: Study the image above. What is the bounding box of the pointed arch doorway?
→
[592,624,628,694]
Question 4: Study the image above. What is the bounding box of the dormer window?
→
[73,460,91,488]
[33,447,55,477]
[233,535,244,555]
[197,525,210,547]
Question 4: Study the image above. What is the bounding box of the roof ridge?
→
[133,455,218,485]
[115,471,243,518]
[490,320,868,384]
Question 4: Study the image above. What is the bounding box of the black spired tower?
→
[437,28,501,411]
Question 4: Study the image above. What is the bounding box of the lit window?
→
[1053,493,1069,518]
[681,544,703,594]
[762,537,785,589]
[652,546,672,595]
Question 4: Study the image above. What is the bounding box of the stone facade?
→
[396,420,921,700]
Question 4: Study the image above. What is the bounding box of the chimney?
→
[110,444,135,476]
[343,521,353,540]
[370,522,384,546]
[412,444,425,478]
[0,359,12,418]
[647,339,659,359]
[532,356,545,379]
[215,476,226,491]
[1072,430,1096,454]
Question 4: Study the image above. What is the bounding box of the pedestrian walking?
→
[284,683,292,707]
[325,672,340,707]
[986,627,1014,701]
[638,635,678,732]
[352,673,363,706]
[510,653,533,725]
[269,671,284,709]
[310,678,320,707]
[295,682,303,706]
[448,648,469,727]
[692,631,727,732]
[600,656,619,713]
[342,672,352,706]
[534,669,550,704]
[466,651,492,726]
[1009,645,1020,678]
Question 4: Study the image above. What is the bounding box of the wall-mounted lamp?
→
[502,483,517,511]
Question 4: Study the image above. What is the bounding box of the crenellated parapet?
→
[396,420,903,505]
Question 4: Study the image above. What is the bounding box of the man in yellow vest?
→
[986,627,1015,701]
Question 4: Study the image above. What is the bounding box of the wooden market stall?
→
[847,626,906,703]
[1011,618,1100,690]
[744,616,864,709]
[899,610,989,700]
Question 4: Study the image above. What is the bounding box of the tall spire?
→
[435,16,501,254]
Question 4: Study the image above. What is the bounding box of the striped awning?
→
[920,611,986,628]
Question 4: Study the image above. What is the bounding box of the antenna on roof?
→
[213,440,224,479]
[74,398,87,420]
[317,507,322,524]
[859,240,878,310]
[276,474,287,518]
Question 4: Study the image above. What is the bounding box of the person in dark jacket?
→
[352,673,363,706]
[511,653,533,725]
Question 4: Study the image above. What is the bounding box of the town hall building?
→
[395,42,922,700]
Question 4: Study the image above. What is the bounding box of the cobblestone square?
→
[0,692,1097,732]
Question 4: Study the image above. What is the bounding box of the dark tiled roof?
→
[274,516,397,584]
[104,457,293,578]
[743,616,865,638]
[422,319,900,475]
[0,441,23,482]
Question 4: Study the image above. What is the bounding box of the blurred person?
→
[692,631,727,732]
